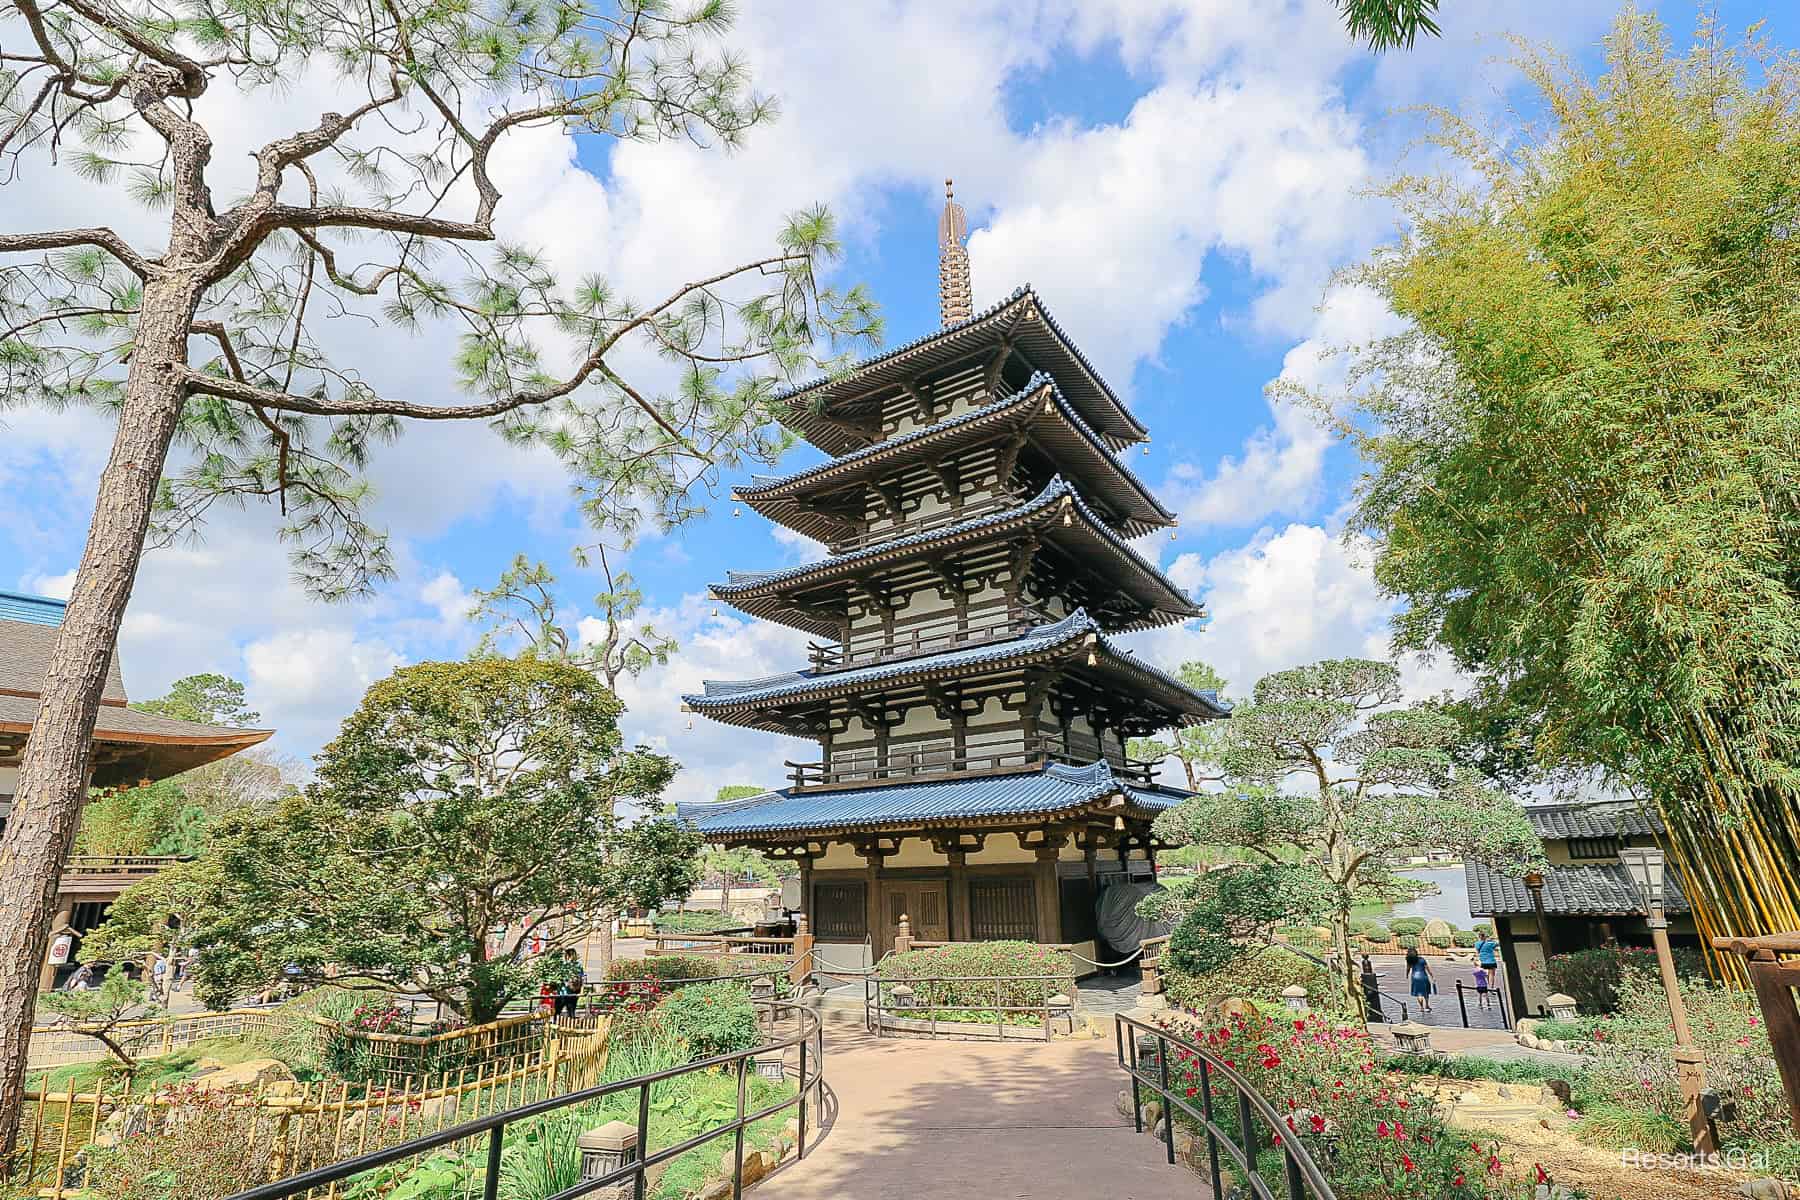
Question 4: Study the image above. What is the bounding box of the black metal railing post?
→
[1198,1059,1223,1195]
[1456,981,1470,1028]
[1157,1031,1175,1165]
[483,1124,504,1200]
[732,1056,748,1200]
[1236,1090,1257,1184]
[634,1078,651,1200]
[797,1033,808,1160]
[1128,1030,1143,1134]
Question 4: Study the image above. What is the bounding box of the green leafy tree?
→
[1335,0,1442,50]
[34,966,157,1068]
[77,751,297,857]
[1150,658,1543,1017]
[198,658,700,1021]
[129,674,261,728]
[697,785,787,915]
[79,859,226,1006]
[1127,661,1232,791]
[0,0,877,1152]
[1286,12,1800,961]
[470,544,677,692]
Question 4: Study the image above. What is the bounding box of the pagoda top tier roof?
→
[711,476,1203,637]
[682,607,1228,731]
[776,286,1147,454]
[737,373,1176,541]
[677,759,1190,840]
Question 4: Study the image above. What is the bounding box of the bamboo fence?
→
[14,1017,609,1199]
[26,1007,288,1072]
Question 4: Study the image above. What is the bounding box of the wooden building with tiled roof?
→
[679,185,1223,963]
[1466,799,1696,1017]
[1,590,273,985]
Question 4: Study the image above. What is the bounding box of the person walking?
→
[1405,948,1436,1014]
[554,947,585,1017]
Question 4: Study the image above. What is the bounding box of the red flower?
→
[1400,1153,1415,1173]
[1535,1164,1548,1184]
[1309,1114,1327,1134]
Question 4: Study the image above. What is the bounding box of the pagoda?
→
[680,183,1226,962]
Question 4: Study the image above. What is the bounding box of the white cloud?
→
[611,595,812,808]
[420,572,473,634]
[243,629,405,751]
[768,525,828,566]
[1129,521,1456,700]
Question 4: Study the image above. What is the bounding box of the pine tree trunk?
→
[1333,910,1363,1022]
[0,278,197,1163]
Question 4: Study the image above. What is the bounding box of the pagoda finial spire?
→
[938,178,973,327]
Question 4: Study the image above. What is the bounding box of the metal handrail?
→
[225,999,824,1200]
[865,971,1078,1041]
[1116,1013,1337,1200]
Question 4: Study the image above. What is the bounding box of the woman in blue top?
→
[1405,949,1436,1014]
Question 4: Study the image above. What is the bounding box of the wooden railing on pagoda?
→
[823,489,1032,554]
[787,731,1159,792]
[807,604,1050,673]
[62,854,187,875]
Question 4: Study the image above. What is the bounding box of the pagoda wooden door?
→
[886,880,949,948]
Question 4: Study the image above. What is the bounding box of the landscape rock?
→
[782,1117,800,1144]
[187,1058,292,1092]
[698,1178,731,1200]
[1539,1079,1573,1106]
[1116,1089,1134,1118]
[1423,918,1454,943]
[1139,1100,1163,1128]
[1738,1180,1790,1200]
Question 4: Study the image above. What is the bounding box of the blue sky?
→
[2,1,1790,804]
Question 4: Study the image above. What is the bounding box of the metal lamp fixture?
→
[1618,846,1667,912]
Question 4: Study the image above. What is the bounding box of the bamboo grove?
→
[1290,12,1800,972]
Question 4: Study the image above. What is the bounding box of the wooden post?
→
[947,850,972,942]
[864,850,885,956]
[790,914,814,988]
[1034,848,1061,945]
[1714,935,1800,1134]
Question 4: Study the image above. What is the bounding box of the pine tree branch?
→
[0,228,150,275]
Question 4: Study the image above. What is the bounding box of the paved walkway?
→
[758,1025,1197,1199]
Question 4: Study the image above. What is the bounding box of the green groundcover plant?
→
[1569,970,1790,1169]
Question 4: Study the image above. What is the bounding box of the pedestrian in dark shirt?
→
[554,948,584,1017]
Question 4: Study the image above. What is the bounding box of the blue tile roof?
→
[711,477,1194,611]
[682,607,1229,718]
[0,591,67,627]
[738,373,1173,525]
[774,286,1144,439]
[677,760,1193,836]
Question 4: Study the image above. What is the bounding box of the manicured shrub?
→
[1388,917,1426,936]
[1348,919,1386,939]
[1162,945,1344,1017]
[653,910,744,934]
[1427,933,1452,949]
[656,981,761,1061]
[607,955,728,983]
[1396,935,1419,950]
[1361,926,1393,944]
[876,942,1075,1012]
[1533,1017,1603,1043]
[1452,930,1477,948]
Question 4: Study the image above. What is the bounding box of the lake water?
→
[1371,866,1478,928]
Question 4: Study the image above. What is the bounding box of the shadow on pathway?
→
[758,1025,1199,1199]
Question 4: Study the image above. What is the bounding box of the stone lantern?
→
[1136,1034,1163,1072]
[888,983,916,1010]
[1544,992,1579,1022]
[752,1054,786,1082]
[750,976,776,1005]
[1281,985,1310,1014]
[1047,993,1072,1033]
[1391,1021,1434,1055]
[578,1120,639,1198]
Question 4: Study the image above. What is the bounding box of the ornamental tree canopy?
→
[198,657,700,1021]
[1150,657,1543,1016]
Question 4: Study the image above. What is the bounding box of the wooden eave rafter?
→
[778,291,1148,453]
[712,492,1200,639]
[737,383,1172,542]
